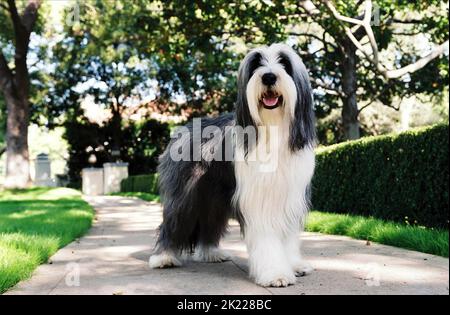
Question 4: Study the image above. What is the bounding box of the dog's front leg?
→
[284,232,314,277]
[245,227,296,287]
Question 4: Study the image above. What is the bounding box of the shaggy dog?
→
[149,44,316,287]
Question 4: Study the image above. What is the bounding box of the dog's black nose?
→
[262,73,277,86]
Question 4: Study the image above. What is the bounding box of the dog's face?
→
[235,44,316,151]
[244,44,298,120]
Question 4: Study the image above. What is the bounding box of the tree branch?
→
[384,41,449,79]
[21,0,41,32]
[387,18,424,25]
[7,0,42,94]
[0,51,13,93]
[299,0,320,15]
[322,0,449,80]
[287,32,339,50]
[392,30,422,36]
[6,0,21,30]
[323,0,365,26]
[8,0,28,84]
[312,78,345,97]
[287,32,322,42]
[323,0,377,62]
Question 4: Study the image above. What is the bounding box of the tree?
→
[134,0,288,115]
[41,0,288,180]
[91,0,448,140]
[0,96,5,157]
[291,0,448,139]
[40,1,175,181]
[0,0,42,188]
[43,0,449,174]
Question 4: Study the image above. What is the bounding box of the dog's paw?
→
[294,261,314,277]
[193,247,231,263]
[149,251,182,269]
[255,272,296,287]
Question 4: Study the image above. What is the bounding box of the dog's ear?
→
[235,51,261,129]
[235,51,261,155]
[289,57,316,151]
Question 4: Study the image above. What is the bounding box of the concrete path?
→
[6,196,449,295]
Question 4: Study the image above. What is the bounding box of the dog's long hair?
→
[153,44,316,285]
[235,44,315,154]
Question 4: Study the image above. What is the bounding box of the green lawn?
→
[0,187,94,294]
[306,211,449,257]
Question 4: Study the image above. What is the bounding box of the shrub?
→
[312,124,449,229]
[120,174,159,194]
[65,118,170,184]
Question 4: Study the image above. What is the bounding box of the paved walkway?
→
[6,196,449,295]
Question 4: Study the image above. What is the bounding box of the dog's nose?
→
[262,73,277,86]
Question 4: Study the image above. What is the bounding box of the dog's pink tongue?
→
[262,96,279,107]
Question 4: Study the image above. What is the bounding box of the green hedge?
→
[312,124,449,229]
[120,174,159,194]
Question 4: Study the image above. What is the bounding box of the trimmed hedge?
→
[312,124,449,229]
[120,174,159,194]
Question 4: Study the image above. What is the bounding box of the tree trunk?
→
[4,93,31,188]
[110,107,122,162]
[0,0,41,188]
[341,39,360,140]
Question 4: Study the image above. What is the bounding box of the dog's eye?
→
[248,52,262,77]
[279,53,293,77]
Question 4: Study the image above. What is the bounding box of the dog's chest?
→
[233,131,315,225]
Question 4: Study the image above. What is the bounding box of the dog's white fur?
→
[233,44,315,287]
[149,44,315,288]
[233,112,315,286]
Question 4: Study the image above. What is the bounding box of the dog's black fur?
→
[154,48,316,255]
[156,114,237,253]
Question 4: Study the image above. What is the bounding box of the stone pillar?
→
[103,162,129,194]
[34,153,55,187]
[82,168,104,196]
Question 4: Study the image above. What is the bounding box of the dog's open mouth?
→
[261,91,282,110]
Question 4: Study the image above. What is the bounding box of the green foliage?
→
[3,1,446,181]
[121,120,171,175]
[0,1,48,39]
[306,211,449,257]
[0,187,94,294]
[312,124,449,229]
[120,174,159,195]
[64,118,170,183]
[37,1,449,145]
[42,0,289,123]
[290,0,448,139]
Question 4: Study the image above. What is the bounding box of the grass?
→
[0,187,94,294]
[111,191,160,202]
[306,211,449,257]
